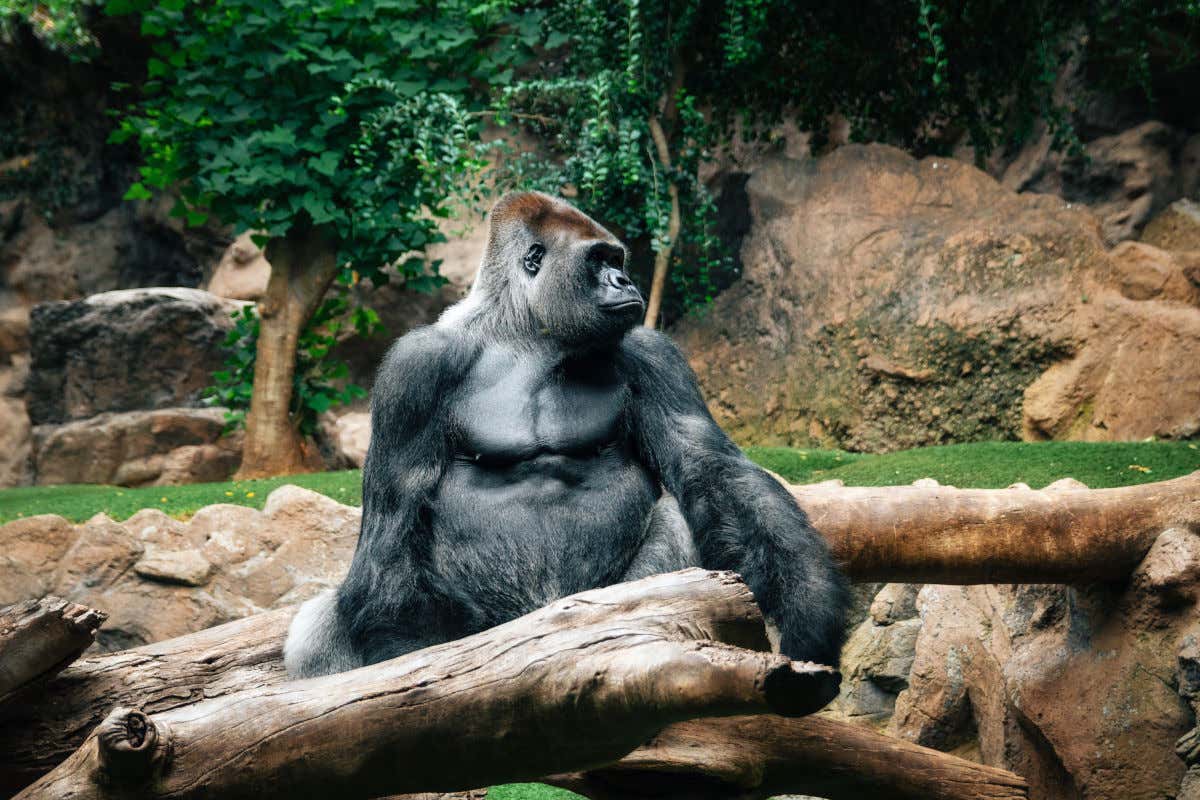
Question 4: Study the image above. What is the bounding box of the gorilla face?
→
[487,192,643,348]
[523,231,643,346]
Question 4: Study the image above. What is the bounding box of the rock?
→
[835,612,922,725]
[1044,477,1088,491]
[0,357,32,487]
[133,548,213,586]
[320,409,371,468]
[206,231,271,301]
[869,583,921,626]
[0,484,361,649]
[1012,120,1194,245]
[674,145,1107,451]
[1142,198,1200,253]
[1107,241,1200,305]
[1021,276,1200,441]
[891,568,1197,800]
[26,288,248,425]
[1133,528,1200,602]
[676,144,1200,450]
[31,407,242,486]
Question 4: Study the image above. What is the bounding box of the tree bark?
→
[15,570,837,800]
[0,597,105,708]
[0,607,291,795]
[643,110,682,331]
[235,221,339,479]
[548,715,1028,800]
[794,470,1200,583]
[643,58,686,331]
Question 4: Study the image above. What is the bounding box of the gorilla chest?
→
[454,347,628,460]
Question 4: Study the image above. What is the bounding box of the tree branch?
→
[0,596,105,708]
[795,470,1200,583]
[548,715,1028,800]
[15,570,837,800]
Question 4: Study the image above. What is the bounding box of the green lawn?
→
[2,441,1197,525]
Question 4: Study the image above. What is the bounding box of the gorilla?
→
[284,191,848,678]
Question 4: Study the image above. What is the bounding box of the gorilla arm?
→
[619,328,849,667]
[335,326,478,664]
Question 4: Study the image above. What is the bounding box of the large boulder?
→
[0,484,359,649]
[890,529,1200,800]
[26,287,247,425]
[31,407,242,486]
[674,144,1200,450]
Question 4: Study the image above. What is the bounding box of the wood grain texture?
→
[796,470,1200,583]
[14,570,837,800]
[550,714,1028,800]
[0,596,105,707]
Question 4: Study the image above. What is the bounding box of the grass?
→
[744,440,1200,489]
[2,441,1197,525]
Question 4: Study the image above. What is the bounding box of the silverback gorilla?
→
[284,192,848,677]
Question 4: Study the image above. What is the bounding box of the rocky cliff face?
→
[674,145,1200,452]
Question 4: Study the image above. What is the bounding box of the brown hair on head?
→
[489,191,614,243]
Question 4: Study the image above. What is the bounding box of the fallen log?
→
[0,606,292,795]
[796,470,1200,583]
[15,570,838,800]
[0,596,105,708]
[549,714,1028,800]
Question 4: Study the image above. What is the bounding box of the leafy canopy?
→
[497,0,1200,323]
[108,0,543,432]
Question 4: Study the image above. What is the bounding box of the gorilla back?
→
[284,192,848,678]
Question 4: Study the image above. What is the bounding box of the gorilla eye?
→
[523,243,545,275]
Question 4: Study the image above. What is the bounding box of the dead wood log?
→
[15,570,838,800]
[796,470,1200,583]
[0,596,106,708]
[549,715,1028,800]
[0,606,291,795]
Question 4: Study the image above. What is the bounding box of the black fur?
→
[283,192,848,677]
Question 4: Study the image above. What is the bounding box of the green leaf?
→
[123,182,153,201]
[308,151,341,177]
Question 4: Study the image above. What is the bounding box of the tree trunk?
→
[235,221,339,479]
[548,715,1028,800]
[643,110,682,330]
[643,58,686,331]
[15,570,837,800]
[793,470,1200,583]
[0,597,105,708]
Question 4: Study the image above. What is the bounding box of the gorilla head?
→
[451,192,644,347]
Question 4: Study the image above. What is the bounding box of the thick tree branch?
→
[0,596,105,708]
[795,470,1200,583]
[549,715,1028,800]
[15,570,837,800]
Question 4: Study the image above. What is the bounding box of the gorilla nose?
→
[605,269,635,290]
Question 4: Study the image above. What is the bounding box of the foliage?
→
[495,0,1200,324]
[4,441,1198,524]
[0,0,97,55]
[203,302,366,436]
[108,0,542,428]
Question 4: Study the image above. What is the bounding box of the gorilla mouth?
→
[600,299,644,312]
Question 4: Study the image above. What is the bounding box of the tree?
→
[496,0,1200,329]
[110,0,540,477]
